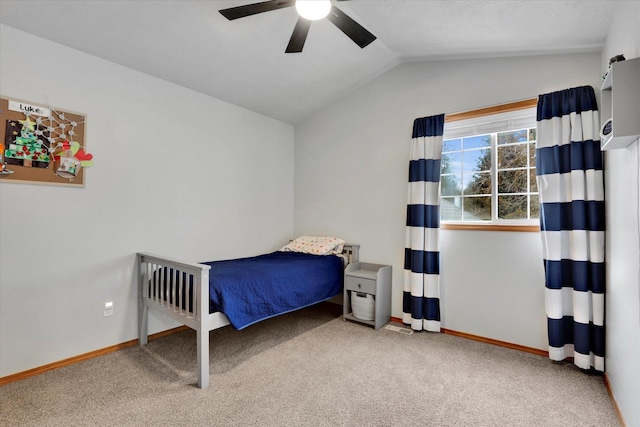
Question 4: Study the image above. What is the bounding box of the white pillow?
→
[280,236,345,256]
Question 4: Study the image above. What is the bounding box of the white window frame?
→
[441,99,539,231]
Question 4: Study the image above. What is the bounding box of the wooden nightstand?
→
[343,262,392,330]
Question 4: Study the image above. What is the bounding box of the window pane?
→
[530,194,540,219]
[441,197,462,221]
[498,195,528,219]
[441,152,461,174]
[498,129,527,144]
[443,139,461,152]
[529,142,536,166]
[463,135,491,149]
[463,148,491,172]
[529,168,538,193]
[441,174,462,196]
[498,169,528,193]
[463,196,491,221]
[498,144,528,169]
[441,113,537,224]
[463,171,491,195]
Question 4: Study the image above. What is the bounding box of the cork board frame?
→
[0,96,88,187]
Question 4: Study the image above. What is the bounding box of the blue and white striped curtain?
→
[536,86,605,371]
[403,114,445,332]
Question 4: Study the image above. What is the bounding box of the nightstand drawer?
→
[345,276,376,294]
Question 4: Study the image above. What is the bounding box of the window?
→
[441,99,539,228]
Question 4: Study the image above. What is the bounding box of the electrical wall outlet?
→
[104,301,114,317]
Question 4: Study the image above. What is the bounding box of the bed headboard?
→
[342,244,360,265]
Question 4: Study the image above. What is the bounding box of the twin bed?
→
[137,237,359,388]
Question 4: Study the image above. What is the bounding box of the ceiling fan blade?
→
[285,17,311,53]
[326,5,376,49]
[219,0,295,20]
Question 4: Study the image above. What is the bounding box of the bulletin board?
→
[0,96,91,187]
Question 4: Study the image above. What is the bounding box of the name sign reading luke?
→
[8,100,51,118]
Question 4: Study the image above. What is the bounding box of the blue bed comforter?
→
[202,251,343,330]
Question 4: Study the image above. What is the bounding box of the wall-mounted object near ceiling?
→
[600,56,640,150]
[219,0,376,53]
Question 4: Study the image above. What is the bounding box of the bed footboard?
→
[137,252,228,388]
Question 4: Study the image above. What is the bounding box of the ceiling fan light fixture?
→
[295,0,331,21]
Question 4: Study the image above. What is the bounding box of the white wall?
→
[294,53,601,351]
[601,2,640,426]
[0,25,294,377]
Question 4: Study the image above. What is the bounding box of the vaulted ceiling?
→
[0,0,614,124]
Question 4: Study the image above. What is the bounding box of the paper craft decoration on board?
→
[0,97,92,186]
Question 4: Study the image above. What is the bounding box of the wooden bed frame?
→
[137,244,359,388]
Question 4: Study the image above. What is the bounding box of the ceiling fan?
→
[219,0,377,53]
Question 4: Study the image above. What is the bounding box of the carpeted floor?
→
[0,303,619,426]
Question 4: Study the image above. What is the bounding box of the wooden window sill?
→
[441,223,540,232]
